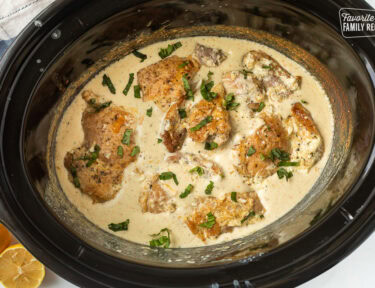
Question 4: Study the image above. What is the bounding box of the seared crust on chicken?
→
[64,90,137,202]
[161,103,187,152]
[185,192,265,241]
[187,83,231,145]
[137,56,200,111]
[222,70,265,103]
[285,103,323,168]
[235,115,290,180]
[242,50,301,101]
[194,43,227,67]
[139,175,176,213]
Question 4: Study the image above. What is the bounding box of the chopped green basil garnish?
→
[70,167,80,188]
[88,98,112,113]
[157,138,163,143]
[252,102,265,112]
[117,146,124,157]
[259,153,266,161]
[190,116,213,132]
[207,71,214,79]
[182,74,194,101]
[247,145,256,156]
[204,141,218,150]
[159,42,182,59]
[108,219,129,232]
[146,107,153,117]
[301,100,308,104]
[80,144,100,167]
[200,80,217,101]
[131,145,140,157]
[199,212,216,228]
[159,172,179,185]
[269,148,290,162]
[102,74,116,94]
[179,184,194,198]
[189,166,204,176]
[123,73,134,96]
[122,129,132,145]
[205,181,214,195]
[149,228,171,248]
[241,211,256,223]
[178,61,189,68]
[240,69,253,79]
[262,65,272,69]
[277,168,293,181]
[132,50,147,62]
[223,93,240,111]
[231,192,237,202]
[134,85,141,98]
[178,108,187,119]
[278,161,300,167]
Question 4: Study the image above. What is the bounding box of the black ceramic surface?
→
[0,0,374,287]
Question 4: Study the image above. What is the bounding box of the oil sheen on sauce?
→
[55,36,334,248]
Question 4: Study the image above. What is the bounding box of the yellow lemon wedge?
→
[0,224,11,253]
[0,244,45,288]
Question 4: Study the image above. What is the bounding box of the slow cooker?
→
[0,0,374,287]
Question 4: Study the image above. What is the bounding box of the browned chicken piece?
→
[194,43,227,67]
[235,114,290,180]
[139,175,176,213]
[284,103,324,168]
[167,152,224,177]
[161,103,187,152]
[137,55,200,111]
[222,70,265,103]
[64,90,138,202]
[242,50,301,101]
[187,83,231,145]
[185,191,265,241]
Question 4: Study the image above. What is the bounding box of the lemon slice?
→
[0,244,45,288]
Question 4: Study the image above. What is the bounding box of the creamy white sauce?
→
[55,36,333,248]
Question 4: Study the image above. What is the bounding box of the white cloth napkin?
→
[0,0,54,40]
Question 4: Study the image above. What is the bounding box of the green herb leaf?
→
[117,146,124,157]
[252,102,265,112]
[189,166,204,176]
[260,153,266,161]
[205,181,214,195]
[301,100,308,104]
[178,108,187,119]
[182,74,194,101]
[207,71,214,79]
[179,184,194,198]
[149,228,171,248]
[146,107,153,117]
[277,168,293,181]
[247,145,256,156]
[269,148,290,162]
[262,65,272,69]
[102,74,116,94]
[123,73,134,96]
[223,93,240,111]
[240,69,252,79]
[241,211,256,223]
[81,144,100,167]
[231,192,237,202]
[88,98,112,113]
[73,177,80,188]
[108,219,129,232]
[122,129,132,145]
[199,212,216,228]
[157,138,163,143]
[132,50,147,62]
[190,116,213,132]
[278,161,300,167]
[131,145,140,157]
[159,42,182,59]
[204,141,218,150]
[200,80,217,101]
[178,61,189,68]
[134,85,141,98]
[159,172,179,185]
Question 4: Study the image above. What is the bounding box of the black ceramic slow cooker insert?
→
[0,0,375,287]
